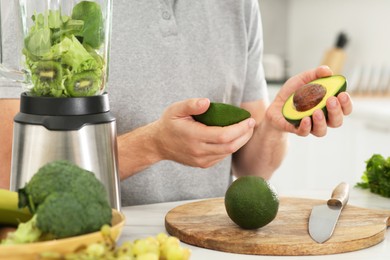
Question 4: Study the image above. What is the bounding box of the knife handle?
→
[327,182,349,208]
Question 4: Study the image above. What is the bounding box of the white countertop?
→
[118,188,390,260]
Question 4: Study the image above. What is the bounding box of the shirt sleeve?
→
[241,0,268,103]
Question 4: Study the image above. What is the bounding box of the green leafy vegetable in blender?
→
[356,154,390,198]
[1,160,112,244]
[23,1,105,97]
[71,0,104,48]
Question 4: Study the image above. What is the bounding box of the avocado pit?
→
[293,83,326,112]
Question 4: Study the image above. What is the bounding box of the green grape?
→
[100,225,116,251]
[86,243,106,257]
[116,256,134,260]
[133,238,159,256]
[182,248,191,260]
[136,252,159,260]
[101,224,112,236]
[165,236,181,247]
[160,236,180,258]
[145,236,159,246]
[166,246,191,260]
[38,228,190,260]
[115,241,135,257]
[156,233,168,244]
[166,246,184,260]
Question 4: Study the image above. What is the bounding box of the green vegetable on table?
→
[356,154,390,198]
[1,160,112,245]
[23,1,105,97]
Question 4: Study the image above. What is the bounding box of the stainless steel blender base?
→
[10,121,121,211]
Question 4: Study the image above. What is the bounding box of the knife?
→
[308,182,350,243]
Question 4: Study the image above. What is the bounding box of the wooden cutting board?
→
[165,197,390,256]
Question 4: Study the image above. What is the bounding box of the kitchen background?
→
[259,0,390,192]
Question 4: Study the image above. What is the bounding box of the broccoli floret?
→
[1,215,42,245]
[18,160,108,213]
[356,154,390,197]
[36,192,112,238]
[2,160,112,244]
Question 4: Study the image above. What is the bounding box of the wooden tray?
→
[165,197,390,256]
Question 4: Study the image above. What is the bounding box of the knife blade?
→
[308,182,349,243]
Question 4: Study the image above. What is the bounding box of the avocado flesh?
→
[193,102,251,127]
[282,75,347,127]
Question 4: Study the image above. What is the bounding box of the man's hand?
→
[151,98,256,168]
[266,66,353,137]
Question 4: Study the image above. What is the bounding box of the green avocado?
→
[282,75,347,127]
[193,102,251,127]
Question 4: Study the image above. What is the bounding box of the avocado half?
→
[282,75,347,127]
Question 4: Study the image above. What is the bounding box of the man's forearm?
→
[232,120,288,180]
[117,121,162,180]
[0,99,19,189]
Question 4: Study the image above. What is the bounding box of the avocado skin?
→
[193,102,251,127]
[284,76,347,127]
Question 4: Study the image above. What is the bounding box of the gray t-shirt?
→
[109,0,268,205]
[1,0,268,206]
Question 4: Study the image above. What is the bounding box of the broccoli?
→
[1,160,112,244]
[356,154,390,198]
[1,215,42,245]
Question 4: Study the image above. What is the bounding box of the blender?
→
[0,0,120,210]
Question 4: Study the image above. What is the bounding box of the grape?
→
[133,238,159,256]
[166,247,191,260]
[38,227,191,260]
[136,252,159,260]
[116,256,134,260]
[165,236,181,246]
[156,233,168,244]
[101,224,112,237]
[161,241,191,260]
[86,243,106,257]
[115,241,134,257]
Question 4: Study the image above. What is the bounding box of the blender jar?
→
[18,0,112,97]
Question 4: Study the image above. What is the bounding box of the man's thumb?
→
[177,98,210,117]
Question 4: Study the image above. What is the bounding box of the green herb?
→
[356,154,390,198]
[23,1,105,97]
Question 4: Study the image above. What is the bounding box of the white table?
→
[118,188,390,260]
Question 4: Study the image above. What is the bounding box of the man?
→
[0,0,352,206]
